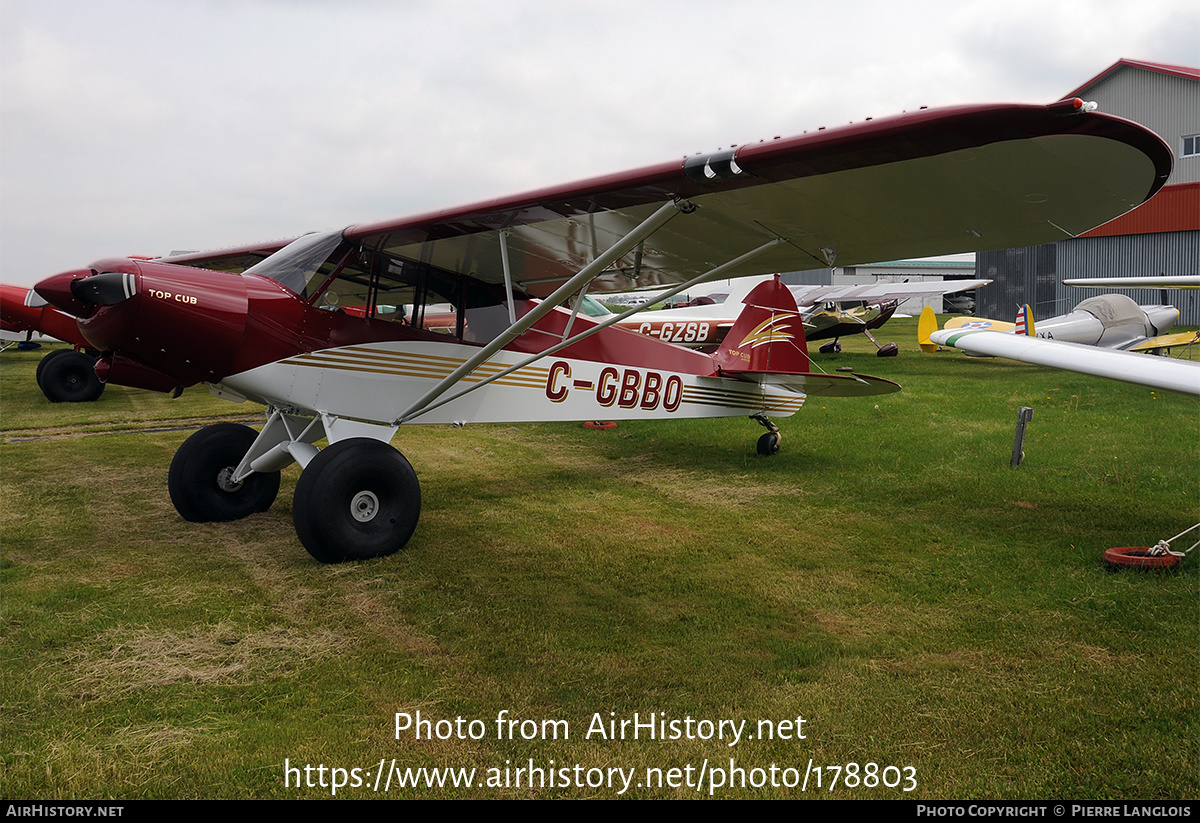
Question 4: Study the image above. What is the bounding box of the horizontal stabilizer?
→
[717,278,901,396]
[943,316,1016,333]
[733,370,901,397]
[1130,330,1200,352]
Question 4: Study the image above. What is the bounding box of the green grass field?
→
[2,325,1197,799]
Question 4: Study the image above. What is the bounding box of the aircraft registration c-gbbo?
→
[34,99,1172,563]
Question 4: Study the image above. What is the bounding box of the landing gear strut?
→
[862,328,898,357]
[750,413,781,456]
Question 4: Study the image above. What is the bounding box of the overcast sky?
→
[1,0,1197,286]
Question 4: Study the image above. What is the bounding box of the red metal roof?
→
[1077,182,1199,237]
[1063,58,1200,99]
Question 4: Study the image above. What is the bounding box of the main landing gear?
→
[35,349,104,403]
[168,423,281,521]
[168,420,420,564]
[292,439,421,564]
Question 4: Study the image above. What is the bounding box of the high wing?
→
[927,325,1200,396]
[1064,276,1200,289]
[787,278,991,307]
[162,100,1170,302]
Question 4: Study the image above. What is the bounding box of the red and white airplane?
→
[33,99,1171,563]
[0,283,106,402]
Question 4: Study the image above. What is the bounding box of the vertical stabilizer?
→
[1015,304,1035,336]
[712,276,810,375]
[918,305,939,352]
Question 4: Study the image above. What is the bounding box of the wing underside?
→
[163,102,1171,301]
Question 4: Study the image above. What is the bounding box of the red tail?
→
[712,276,811,375]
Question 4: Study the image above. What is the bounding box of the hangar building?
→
[975,59,1200,324]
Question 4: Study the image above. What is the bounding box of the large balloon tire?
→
[292,438,421,564]
[169,423,280,522]
[1103,546,1181,571]
[35,348,71,385]
[37,349,104,403]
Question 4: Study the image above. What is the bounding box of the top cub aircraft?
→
[35,99,1171,563]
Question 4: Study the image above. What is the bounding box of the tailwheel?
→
[37,349,104,403]
[756,431,782,456]
[292,438,421,564]
[749,412,782,456]
[169,423,280,521]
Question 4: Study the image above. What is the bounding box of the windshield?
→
[244,229,347,295]
[577,295,613,317]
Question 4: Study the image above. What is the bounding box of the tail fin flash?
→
[712,277,810,375]
[918,305,939,352]
[1014,304,1035,336]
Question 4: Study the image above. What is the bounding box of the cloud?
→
[1,0,1196,283]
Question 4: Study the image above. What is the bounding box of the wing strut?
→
[498,229,517,326]
[398,236,787,423]
[394,199,687,423]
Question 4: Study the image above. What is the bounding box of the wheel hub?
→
[351,490,380,522]
[217,467,243,493]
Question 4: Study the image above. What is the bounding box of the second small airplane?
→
[614,276,991,355]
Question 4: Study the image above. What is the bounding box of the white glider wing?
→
[929,327,1200,396]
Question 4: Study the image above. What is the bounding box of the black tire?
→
[756,431,782,456]
[168,423,280,522]
[35,348,71,385]
[38,349,104,403]
[292,438,421,564]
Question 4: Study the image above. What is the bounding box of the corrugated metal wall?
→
[977,230,1199,324]
[976,64,1199,326]
[1079,70,1200,186]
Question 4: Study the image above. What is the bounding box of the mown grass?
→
[1,321,1197,799]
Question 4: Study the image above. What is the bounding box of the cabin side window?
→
[307,252,513,345]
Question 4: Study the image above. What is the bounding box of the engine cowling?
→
[37,259,250,389]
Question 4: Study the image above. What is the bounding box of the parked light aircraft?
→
[918,304,1199,396]
[615,276,991,355]
[920,293,1189,353]
[922,319,1200,396]
[33,99,1172,563]
[0,283,105,402]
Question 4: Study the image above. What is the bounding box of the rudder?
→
[712,276,810,375]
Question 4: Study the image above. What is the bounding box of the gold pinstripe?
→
[280,346,548,389]
[278,346,804,412]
